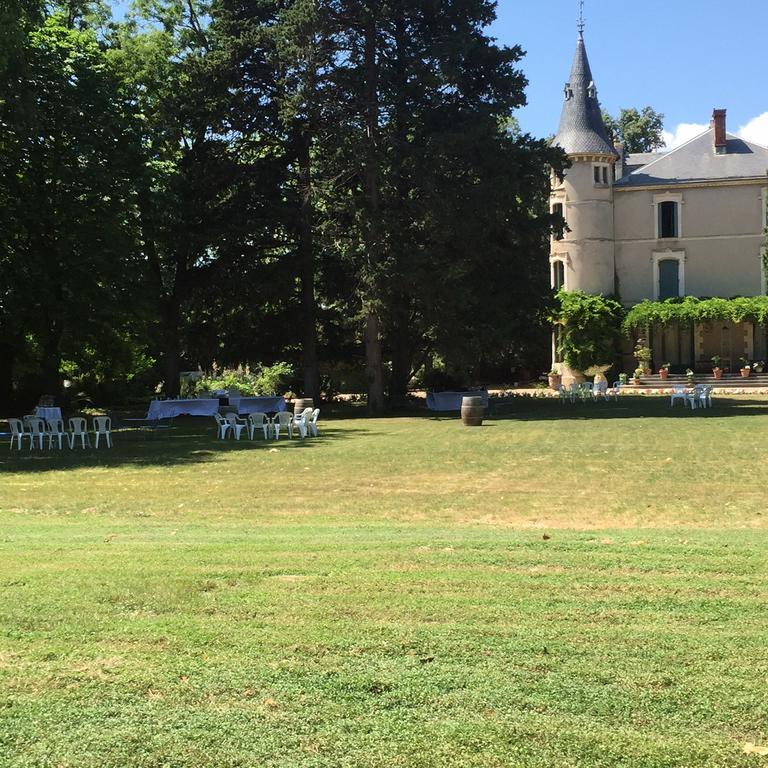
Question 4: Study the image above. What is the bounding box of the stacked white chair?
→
[308,409,320,437]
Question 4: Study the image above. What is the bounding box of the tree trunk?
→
[162,296,181,397]
[362,10,386,413]
[0,340,17,412]
[297,128,320,403]
[365,305,386,412]
[388,302,413,408]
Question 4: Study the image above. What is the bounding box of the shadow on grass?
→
[0,420,362,474]
[485,396,768,422]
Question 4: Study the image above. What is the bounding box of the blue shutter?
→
[658,259,679,299]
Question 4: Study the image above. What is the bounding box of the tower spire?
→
[577,0,585,36]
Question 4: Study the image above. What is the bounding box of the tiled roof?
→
[553,32,616,157]
[616,131,768,187]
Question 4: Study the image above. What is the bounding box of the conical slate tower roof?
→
[553,31,615,156]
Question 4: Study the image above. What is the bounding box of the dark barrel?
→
[460,396,484,427]
[293,397,314,417]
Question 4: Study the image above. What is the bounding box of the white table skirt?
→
[426,391,488,412]
[237,396,287,415]
[33,407,62,421]
[146,399,220,420]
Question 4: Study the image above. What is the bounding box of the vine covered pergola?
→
[623,296,768,333]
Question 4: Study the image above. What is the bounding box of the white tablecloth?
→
[146,399,220,420]
[237,396,287,415]
[426,391,488,412]
[34,407,62,421]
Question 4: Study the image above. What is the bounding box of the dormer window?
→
[563,83,573,100]
[587,80,597,99]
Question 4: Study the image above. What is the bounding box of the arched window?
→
[658,201,679,238]
[657,259,680,299]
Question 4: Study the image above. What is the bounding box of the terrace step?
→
[634,374,768,389]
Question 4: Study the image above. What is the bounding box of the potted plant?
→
[739,357,751,378]
[711,355,723,379]
[659,362,671,381]
[632,367,643,386]
[686,368,695,386]
[633,341,653,375]
[547,368,562,390]
[619,372,628,385]
[753,361,765,374]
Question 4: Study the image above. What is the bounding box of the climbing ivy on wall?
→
[623,296,768,334]
[548,290,624,372]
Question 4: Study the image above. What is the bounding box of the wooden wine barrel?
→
[460,396,484,427]
[293,397,314,417]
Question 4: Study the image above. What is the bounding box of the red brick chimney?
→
[712,108,727,154]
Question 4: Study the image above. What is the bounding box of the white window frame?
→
[551,200,566,241]
[652,250,685,300]
[550,254,568,291]
[653,192,683,239]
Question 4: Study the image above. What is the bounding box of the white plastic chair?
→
[46,418,67,449]
[68,417,90,449]
[247,412,270,440]
[308,408,319,437]
[213,413,231,439]
[607,381,622,401]
[8,418,25,450]
[557,384,569,404]
[592,381,608,400]
[26,417,46,450]
[225,413,247,440]
[93,416,113,448]
[293,411,308,439]
[670,386,689,408]
[700,385,714,408]
[273,411,294,440]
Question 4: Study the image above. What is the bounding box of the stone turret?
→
[550,28,616,297]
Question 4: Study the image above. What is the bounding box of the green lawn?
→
[2,398,768,767]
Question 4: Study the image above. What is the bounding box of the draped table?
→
[236,396,287,415]
[33,407,63,421]
[426,390,489,412]
[146,398,220,420]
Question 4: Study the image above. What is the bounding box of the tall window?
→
[552,202,564,240]
[552,259,565,290]
[658,259,680,299]
[658,201,679,238]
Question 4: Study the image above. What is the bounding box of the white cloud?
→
[737,112,768,147]
[662,123,709,150]
[659,112,768,151]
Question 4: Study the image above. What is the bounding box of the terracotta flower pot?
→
[712,368,722,379]
[659,369,669,380]
[548,374,561,391]
[741,367,751,378]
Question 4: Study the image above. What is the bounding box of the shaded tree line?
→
[0,0,565,413]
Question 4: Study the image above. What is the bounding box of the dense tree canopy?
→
[0,0,565,412]
[603,106,665,153]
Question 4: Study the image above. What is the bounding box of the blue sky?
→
[491,0,768,147]
[109,0,768,147]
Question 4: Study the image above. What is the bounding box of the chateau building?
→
[550,28,768,375]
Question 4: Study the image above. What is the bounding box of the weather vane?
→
[578,0,585,33]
